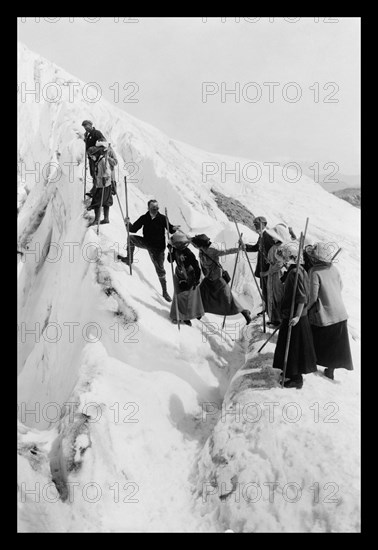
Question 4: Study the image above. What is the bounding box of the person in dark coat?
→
[244,216,276,317]
[82,120,107,197]
[118,200,180,302]
[190,234,252,325]
[167,232,204,326]
[306,242,354,380]
[87,144,117,226]
[272,242,317,389]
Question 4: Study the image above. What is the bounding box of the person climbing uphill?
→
[244,216,276,318]
[306,241,354,380]
[167,232,204,326]
[191,234,252,325]
[87,143,117,226]
[272,241,317,389]
[82,120,107,197]
[118,200,181,302]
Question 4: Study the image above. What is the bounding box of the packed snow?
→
[17,42,360,533]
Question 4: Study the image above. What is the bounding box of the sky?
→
[17,16,360,174]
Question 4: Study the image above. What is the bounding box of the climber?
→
[87,143,118,226]
[272,241,317,389]
[190,234,252,325]
[242,216,276,317]
[118,200,181,302]
[167,232,204,326]
[82,120,106,197]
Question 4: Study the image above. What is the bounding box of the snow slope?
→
[17,42,360,532]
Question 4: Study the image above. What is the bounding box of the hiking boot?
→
[88,218,100,227]
[100,219,110,224]
[324,368,335,380]
[162,291,172,302]
[284,379,303,389]
[183,320,192,326]
[117,255,131,265]
[241,309,252,325]
[160,279,172,302]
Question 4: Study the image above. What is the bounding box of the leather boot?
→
[117,243,134,264]
[241,309,252,325]
[160,278,172,302]
[88,207,100,227]
[100,206,110,224]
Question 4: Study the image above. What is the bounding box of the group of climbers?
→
[82,120,354,389]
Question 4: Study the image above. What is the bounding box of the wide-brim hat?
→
[190,234,211,248]
[276,242,303,264]
[82,120,93,126]
[169,232,191,249]
[87,145,105,157]
[96,140,108,149]
[306,242,334,263]
[266,223,292,244]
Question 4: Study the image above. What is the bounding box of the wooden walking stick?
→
[124,176,132,276]
[257,324,280,353]
[165,208,180,331]
[96,147,110,236]
[84,144,88,200]
[114,188,133,275]
[222,233,243,329]
[234,219,264,303]
[96,186,105,236]
[281,217,309,387]
[259,239,266,333]
[331,247,342,262]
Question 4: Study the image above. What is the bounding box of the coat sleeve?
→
[188,250,201,282]
[308,269,320,309]
[218,247,239,257]
[129,215,144,234]
[167,247,175,264]
[95,129,106,141]
[264,233,276,252]
[108,148,118,168]
[160,214,175,233]
[295,269,308,305]
[245,238,259,252]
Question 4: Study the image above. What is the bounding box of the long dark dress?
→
[168,248,204,321]
[198,247,243,316]
[272,264,317,377]
[308,263,353,371]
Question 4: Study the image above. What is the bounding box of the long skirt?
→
[311,320,354,370]
[200,277,243,316]
[170,275,205,321]
[273,316,317,377]
[88,186,113,210]
[266,272,284,324]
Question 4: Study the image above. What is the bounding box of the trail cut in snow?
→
[18,42,360,533]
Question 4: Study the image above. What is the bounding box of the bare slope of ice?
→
[17,42,360,532]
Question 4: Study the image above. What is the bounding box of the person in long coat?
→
[244,216,276,316]
[272,242,317,388]
[82,120,107,196]
[190,234,252,325]
[261,223,294,326]
[87,144,117,226]
[167,232,204,326]
[306,242,354,380]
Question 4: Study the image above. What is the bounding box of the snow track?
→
[18,42,360,532]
